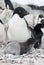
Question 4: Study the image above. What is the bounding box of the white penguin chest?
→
[8,18,31,42]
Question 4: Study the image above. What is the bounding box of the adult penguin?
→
[4,14,37,55]
[34,16,44,48]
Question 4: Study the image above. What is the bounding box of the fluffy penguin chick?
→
[3,42,20,55]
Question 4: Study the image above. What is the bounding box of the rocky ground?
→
[0,0,44,65]
[0,48,44,65]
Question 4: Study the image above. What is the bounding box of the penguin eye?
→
[19,10,22,14]
[41,19,44,24]
[39,14,43,18]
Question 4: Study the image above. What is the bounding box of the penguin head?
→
[13,7,29,18]
[38,14,44,27]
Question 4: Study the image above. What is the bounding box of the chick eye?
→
[39,14,43,18]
